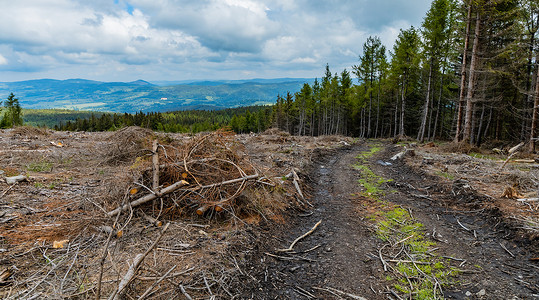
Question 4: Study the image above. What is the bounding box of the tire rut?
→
[243,144,385,299]
[241,142,538,299]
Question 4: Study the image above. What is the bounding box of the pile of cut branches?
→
[107,130,281,220]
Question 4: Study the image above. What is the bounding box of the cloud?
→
[130,0,279,53]
[0,0,432,81]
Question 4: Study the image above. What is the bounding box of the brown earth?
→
[237,142,538,299]
[0,127,537,299]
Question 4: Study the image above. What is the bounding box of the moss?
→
[435,170,455,180]
[354,160,392,198]
[356,144,382,161]
[374,207,458,299]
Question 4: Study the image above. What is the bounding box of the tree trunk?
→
[432,66,445,141]
[418,62,433,142]
[455,2,472,142]
[530,53,539,152]
[463,10,481,144]
[400,78,406,137]
[394,88,399,137]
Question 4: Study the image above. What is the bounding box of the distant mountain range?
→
[0,78,314,113]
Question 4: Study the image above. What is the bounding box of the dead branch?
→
[499,142,524,171]
[499,242,515,258]
[313,286,367,300]
[0,266,15,284]
[517,198,539,202]
[277,219,322,252]
[456,218,471,232]
[107,180,189,217]
[137,265,176,299]
[95,192,127,300]
[379,244,389,272]
[140,212,162,227]
[264,252,316,262]
[193,173,259,191]
[152,140,160,191]
[112,223,170,300]
[179,285,193,300]
[292,169,305,200]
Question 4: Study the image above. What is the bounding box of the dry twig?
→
[112,223,170,300]
[277,220,322,252]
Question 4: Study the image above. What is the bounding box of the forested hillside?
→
[0,79,310,113]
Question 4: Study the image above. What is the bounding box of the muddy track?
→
[240,142,538,299]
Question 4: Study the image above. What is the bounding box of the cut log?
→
[107,180,189,217]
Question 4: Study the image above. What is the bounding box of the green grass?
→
[353,144,391,198]
[468,152,499,160]
[375,207,460,299]
[435,170,455,180]
[356,144,382,161]
[27,160,53,172]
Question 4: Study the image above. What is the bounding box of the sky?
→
[0,0,433,82]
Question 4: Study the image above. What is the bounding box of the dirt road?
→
[241,142,538,299]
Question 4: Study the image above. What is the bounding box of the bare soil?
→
[0,128,538,299]
[238,141,538,299]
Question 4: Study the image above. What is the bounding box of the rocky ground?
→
[0,127,537,299]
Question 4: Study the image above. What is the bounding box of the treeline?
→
[274,0,539,151]
[55,106,272,133]
[23,109,106,128]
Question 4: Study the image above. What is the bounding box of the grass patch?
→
[468,152,499,160]
[27,160,53,172]
[434,170,455,180]
[356,144,382,161]
[374,207,460,299]
[354,144,391,198]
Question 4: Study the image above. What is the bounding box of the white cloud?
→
[0,0,432,81]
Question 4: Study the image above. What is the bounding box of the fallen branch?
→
[456,218,471,232]
[379,244,389,272]
[277,220,322,252]
[0,266,15,284]
[108,180,189,217]
[179,285,193,300]
[193,173,259,191]
[313,286,367,300]
[292,169,305,200]
[517,198,539,202]
[264,252,316,262]
[499,242,515,258]
[152,140,160,191]
[112,223,170,300]
[499,142,524,171]
[140,212,162,227]
[137,265,176,299]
